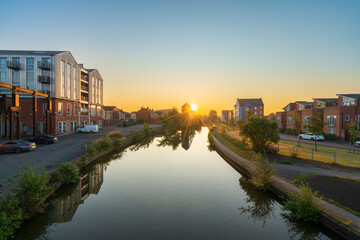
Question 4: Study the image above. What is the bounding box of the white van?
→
[77,125,99,133]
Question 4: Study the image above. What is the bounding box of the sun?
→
[190,104,198,111]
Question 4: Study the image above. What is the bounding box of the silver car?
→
[355,141,360,148]
[0,140,36,153]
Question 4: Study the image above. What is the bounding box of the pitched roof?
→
[313,98,338,103]
[236,98,263,106]
[295,101,313,106]
[102,106,118,111]
[336,94,360,100]
[0,50,67,56]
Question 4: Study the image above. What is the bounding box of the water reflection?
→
[238,176,276,227]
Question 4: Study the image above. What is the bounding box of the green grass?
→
[215,132,253,160]
[292,173,319,185]
[277,160,293,165]
[321,197,360,218]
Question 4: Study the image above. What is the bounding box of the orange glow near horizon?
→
[190,104,198,112]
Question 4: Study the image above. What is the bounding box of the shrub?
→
[249,153,275,191]
[0,194,24,240]
[323,133,338,141]
[129,130,143,142]
[207,134,216,151]
[143,122,152,136]
[111,137,123,149]
[53,163,79,185]
[283,184,319,222]
[87,137,112,156]
[76,156,87,169]
[12,163,51,217]
[351,137,360,144]
[107,130,124,139]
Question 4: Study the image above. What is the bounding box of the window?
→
[0,58,7,83]
[254,106,257,110]
[305,116,310,124]
[67,103,71,115]
[254,111,257,115]
[26,58,34,89]
[97,106,101,116]
[42,103,48,115]
[74,103,78,116]
[67,64,71,98]
[328,116,335,126]
[288,117,292,125]
[260,111,262,115]
[277,117,280,125]
[330,128,334,134]
[345,115,350,121]
[58,102,63,115]
[92,77,95,102]
[41,58,50,91]
[73,67,77,99]
[358,115,360,130]
[98,120,102,128]
[61,61,65,97]
[96,79,99,103]
[58,122,62,133]
[62,122,66,132]
[260,106,262,109]
[12,57,20,86]
[70,121,77,131]
[91,106,96,116]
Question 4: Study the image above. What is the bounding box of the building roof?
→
[0,50,67,56]
[313,98,338,103]
[236,98,263,106]
[102,106,118,111]
[295,101,313,106]
[336,94,360,99]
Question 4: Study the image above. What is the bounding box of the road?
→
[0,124,160,194]
[279,133,352,150]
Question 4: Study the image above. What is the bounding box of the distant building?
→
[234,98,264,121]
[221,110,233,123]
[119,110,131,120]
[136,107,153,122]
[102,106,120,120]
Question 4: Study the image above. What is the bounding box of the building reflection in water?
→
[50,164,104,223]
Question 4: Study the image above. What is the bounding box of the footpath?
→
[211,131,360,240]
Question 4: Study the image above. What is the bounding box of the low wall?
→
[211,132,360,240]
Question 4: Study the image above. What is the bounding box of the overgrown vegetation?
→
[0,194,24,240]
[86,131,125,156]
[283,184,319,222]
[207,133,216,151]
[52,163,79,185]
[239,116,280,153]
[143,122,152,136]
[107,131,124,139]
[249,153,275,191]
[123,120,137,127]
[129,130,144,142]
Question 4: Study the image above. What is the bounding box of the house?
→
[102,106,120,120]
[119,110,131,120]
[221,110,233,123]
[136,107,153,122]
[276,94,360,140]
[0,50,104,137]
[234,98,264,121]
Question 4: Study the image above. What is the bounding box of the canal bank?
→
[210,130,360,240]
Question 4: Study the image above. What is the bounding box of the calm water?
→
[16,128,340,240]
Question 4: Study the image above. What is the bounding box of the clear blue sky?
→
[1,0,359,114]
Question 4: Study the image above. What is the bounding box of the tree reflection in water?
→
[157,103,203,151]
[129,135,156,151]
[238,176,276,227]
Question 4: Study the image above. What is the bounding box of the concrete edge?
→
[210,131,360,240]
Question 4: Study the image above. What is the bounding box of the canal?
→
[16,127,340,239]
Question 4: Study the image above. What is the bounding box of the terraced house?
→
[276,94,360,140]
[0,50,104,137]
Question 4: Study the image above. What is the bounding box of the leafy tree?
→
[239,116,280,153]
[268,113,276,121]
[348,118,359,152]
[208,110,218,122]
[303,112,325,151]
[291,111,302,146]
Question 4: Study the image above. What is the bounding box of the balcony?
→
[81,75,88,82]
[81,96,89,102]
[39,90,51,95]
[7,61,21,70]
[81,86,89,92]
[38,61,51,70]
[38,75,51,84]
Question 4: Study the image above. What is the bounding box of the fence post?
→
[312,149,314,160]
[278,143,280,153]
[334,152,336,164]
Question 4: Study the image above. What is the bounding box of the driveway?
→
[0,124,160,194]
[279,133,351,150]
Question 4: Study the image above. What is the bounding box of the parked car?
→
[0,140,36,153]
[77,124,99,133]
[298,133,325,141]
[355,141,360,147]
[24,134,58,144]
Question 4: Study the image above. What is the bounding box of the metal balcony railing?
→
[7,61,21,70]
[81,86,89,91]
[38,75,51,84]
[81,96,89,102]
[38,61,51,70]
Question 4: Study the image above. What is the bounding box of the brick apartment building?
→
[221,110,234,123]
[234,98,264,121]
[276,94,360,140]
[0,50,104,137]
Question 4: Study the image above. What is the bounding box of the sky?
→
[0,0,359,115]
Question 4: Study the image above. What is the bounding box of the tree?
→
[268,113,277,121]
[208,110,218,122]
[303,112,325,151]
[291,111,302,146]
[348,118,359,152]
[239,116,280,153]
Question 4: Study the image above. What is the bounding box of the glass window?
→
[58,122,62,133]
[328,116,335,126]
[91,106,96,116]
[12,57,20,86]
[0,58,7,83]
[345,115,350,121]
[288,117,292,125]
[62,122,66,132]
[67,103,71,115]
[26,58,34,89]
[97,107,101,116]
[330,128,334,134]
[58,102,63,115]
[61,61,65,97]
[67,64,71,98]
[73,67,77,99]
[92,77,95,102]
[42,103,48,115]
[74,103,78,116]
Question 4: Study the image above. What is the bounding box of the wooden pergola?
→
[0,82,53,140]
